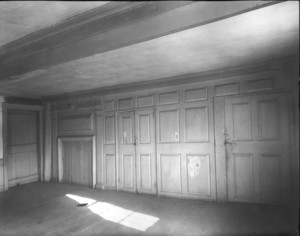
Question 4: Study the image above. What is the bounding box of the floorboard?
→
[0,182,296,236]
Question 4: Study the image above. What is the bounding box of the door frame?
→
[3,103,43,190]
[213,91,293,204]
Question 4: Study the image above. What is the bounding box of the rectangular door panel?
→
[122,154,134,188]
[105,154,116,187]
[158,109,179,143]
[185,107,209,142]
[260,155,280,202]
[139,154,152,190]
[258,99,280,140]
[160,154,181,193]
[233,153,254,200]
[187,154,210,196]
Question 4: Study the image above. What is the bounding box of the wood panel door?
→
[224,93,291,203]
[62,140,92,187]
[156,101,215,200]
[7,110,39,187]
[117,109,156,193]
[117,111,136,192]
[135,109,156,194]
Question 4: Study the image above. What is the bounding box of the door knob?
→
[134,139,138,146]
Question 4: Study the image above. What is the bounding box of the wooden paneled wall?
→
[47,64,296,203]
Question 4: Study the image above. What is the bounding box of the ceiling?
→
[0,1,108,47]
[0,1,298,98]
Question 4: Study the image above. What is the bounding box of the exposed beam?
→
[0,1,279,80]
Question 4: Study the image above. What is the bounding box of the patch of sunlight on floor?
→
[65,194,159,231]
[65,194,96,205]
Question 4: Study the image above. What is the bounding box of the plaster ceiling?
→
[0,1,298,98]
[0,1,108,47]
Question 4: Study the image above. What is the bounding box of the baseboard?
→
[8,175,38,188]
[94,183,103,190]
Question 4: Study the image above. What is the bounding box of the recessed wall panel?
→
[139,114,150,144]
[246,78,274,92]
[140,154,151,190]
[104,100,114,111]
[160,154,181,193]
[260,155,280,202]
[158,91,179,105]
[258,100,280,140]
[8,111,37,145]
[159,110,179,143]
[184,87,207,102]
[234,154,254,200]
[187,154,210,195]
[104,116,115,144]
[58,115,92,133]
[105,154,115,187]
[118,98,133,110]
[215,83,238,96]
[137,95,154,107]
[121,116,133,144]
[232,102,252,140]
[123,154,133,188]
[185,107,209,142]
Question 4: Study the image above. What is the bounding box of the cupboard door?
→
[135,109,156,194]
[7,110,39,187]
[117,111,136,192]
[225,93,291,203]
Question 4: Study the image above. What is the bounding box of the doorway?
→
[117,108,156,194]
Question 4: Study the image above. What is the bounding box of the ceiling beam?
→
[0,1,279,80]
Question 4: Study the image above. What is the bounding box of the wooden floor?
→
[0,182,296,236]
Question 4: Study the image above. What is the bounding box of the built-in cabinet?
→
[48,64,296,204]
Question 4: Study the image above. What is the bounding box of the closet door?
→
[117,111,136,192]
[225,93,291,203]
[7,110,38,187]
[135,108,156,194]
